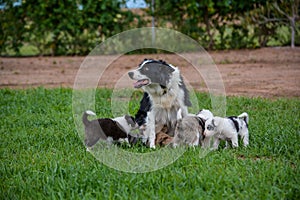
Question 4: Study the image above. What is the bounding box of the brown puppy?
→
[155,132,173,146]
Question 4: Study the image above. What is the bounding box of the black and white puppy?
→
[82,110,139,149]
[203,112,249,150]
[172,109,206,147]
[196,109,214,148]
[128,59,192,148]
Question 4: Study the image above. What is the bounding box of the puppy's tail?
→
[238,112,249,124]
[82,110,96,126]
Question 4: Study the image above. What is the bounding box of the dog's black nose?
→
[128,71,134,79]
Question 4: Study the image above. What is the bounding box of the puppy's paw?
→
[149,141,156,149]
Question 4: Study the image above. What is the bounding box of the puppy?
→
[172,109,206,147]
[138,123,173,147]
[128,59,192,148]
[82,110,139,148]
[155,132,173,147]
[196,109,214,148]
[203,112,249,150]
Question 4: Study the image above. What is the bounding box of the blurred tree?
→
[0,0,297,55]
[247,0,299,48]
[0,1,26,55]
[272,0,299,48]
[145,0,267,49]
[0,0,141,55]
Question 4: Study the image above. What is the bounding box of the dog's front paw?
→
[149,140,156,149]
[148,134,156,148]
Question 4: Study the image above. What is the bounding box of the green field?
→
[1,88,299,199]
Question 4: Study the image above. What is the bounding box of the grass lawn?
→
[0,88,299,199]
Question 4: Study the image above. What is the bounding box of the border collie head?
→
[128,59,177,88]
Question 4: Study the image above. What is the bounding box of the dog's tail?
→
[82,110,96,126]
[238,112,249,125]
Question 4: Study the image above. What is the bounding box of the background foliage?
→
[146,0,299,49]
[0,0,299,55]
[0,0,143,55]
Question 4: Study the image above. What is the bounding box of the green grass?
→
[0,88,299,199]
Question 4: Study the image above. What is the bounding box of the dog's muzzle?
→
[128,71,150,88]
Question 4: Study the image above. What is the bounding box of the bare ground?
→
[0,47,299,98]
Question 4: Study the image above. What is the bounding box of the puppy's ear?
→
[125,115,136,128]
[212,118,218,127]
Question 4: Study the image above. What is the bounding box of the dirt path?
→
[1,47,299,98]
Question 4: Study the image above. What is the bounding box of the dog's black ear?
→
[125,115,136,127]
[196,117,205,131]
[196,109,203,115]
[212,119,216,127]
[158,64,175,87]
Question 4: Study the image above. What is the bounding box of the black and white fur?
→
[196,109,214,148]
[134,92,151,127]
[197,109,214,121]
[172,109,206,147]
[203,112,249,150]
[128,59,191,148]
[82,110,139,149]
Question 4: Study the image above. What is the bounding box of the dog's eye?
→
[207,125,214,131]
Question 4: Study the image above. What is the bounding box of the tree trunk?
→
[290,17,295,48]
[204,8,214,50]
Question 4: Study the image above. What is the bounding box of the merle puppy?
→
[172,109,206,147]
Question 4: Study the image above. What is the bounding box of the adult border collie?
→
[128,59,191,148]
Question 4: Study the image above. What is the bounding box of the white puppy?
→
[196,109,214,148]
[203,112,249,150]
